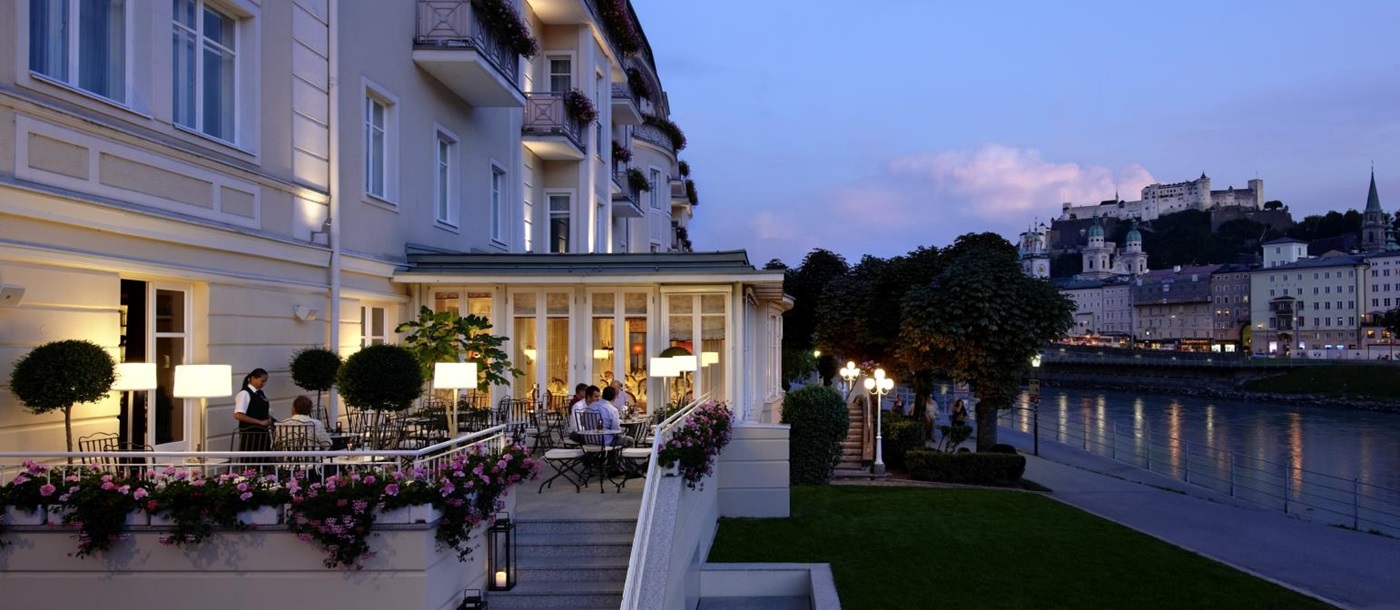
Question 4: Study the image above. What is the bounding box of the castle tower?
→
[1082,218,1111,274]
[1362,170,1386,254]
[1020,223,1050,278]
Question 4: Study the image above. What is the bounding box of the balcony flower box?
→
[45,505,147,527]
[237,505,281,527]
[376,504,443,525]
[3,505,47,526]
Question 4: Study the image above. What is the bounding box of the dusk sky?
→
[632,0,1400,267]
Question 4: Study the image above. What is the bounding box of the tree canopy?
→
[897,234,1075,449]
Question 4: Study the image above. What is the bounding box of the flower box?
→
[46,505,68,525]
[3,505,47,525]
[237,505,281,526]
[126,510,148,527]
[149,512,175,528]
[376,504,442,525]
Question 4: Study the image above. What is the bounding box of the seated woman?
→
[281,395,333,449]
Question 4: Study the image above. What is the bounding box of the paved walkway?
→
[999,428,1400,610]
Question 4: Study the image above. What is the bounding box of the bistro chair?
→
[538,410,588,494]
[576,411,624,494]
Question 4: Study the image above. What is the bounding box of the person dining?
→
[281,395,332,449]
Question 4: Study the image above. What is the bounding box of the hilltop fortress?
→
[1058,173,1263,222]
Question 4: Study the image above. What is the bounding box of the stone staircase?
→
[487,518,636,610]
[838,396,866,470]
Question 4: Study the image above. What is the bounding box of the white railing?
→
[620,394,711,610]
[0,425,509,483]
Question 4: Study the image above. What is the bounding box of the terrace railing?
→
[620,394,711,610]
[523,91,585,152]
[631,122,672,153]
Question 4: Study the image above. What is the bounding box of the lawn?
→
[1241,364,1400,401]
[708,485,1333,610]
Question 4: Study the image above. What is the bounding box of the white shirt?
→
[282,414,332,448]
[566,397,589,434]
[234,387,261,415]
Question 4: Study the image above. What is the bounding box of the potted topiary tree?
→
[289,347,342,425]
[395,306,522,434]
[8,339,115,460]
[336,344,423,414]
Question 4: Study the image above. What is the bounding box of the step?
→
[517,532,635,558]
[516,555,629,582]
[487,580,623,610]
[514,518,637,536]
[699,596,810,610]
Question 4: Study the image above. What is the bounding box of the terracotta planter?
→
[236,505,281,526]
[376,504,443,525]
[3,505,46,525]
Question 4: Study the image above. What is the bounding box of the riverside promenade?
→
[998,427,1400,610]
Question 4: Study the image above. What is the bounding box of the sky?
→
[631,0,1400,268]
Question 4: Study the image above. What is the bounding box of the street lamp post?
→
[838,361,860,400]
[863,368,894,475]
[1030,353,1042,457]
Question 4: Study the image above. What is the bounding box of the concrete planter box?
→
[44,506,146,527]
[3,505,47,525]
[236,505,281,527]
[377,504,442,525]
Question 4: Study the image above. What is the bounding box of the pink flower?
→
[39,483,56,497]
[239,492,253,501]
[100,482,117,491]
[117,485,131,495]
[133,487,148,500]
[384,483,399,496]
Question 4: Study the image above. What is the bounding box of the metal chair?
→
[577,411,624,494]
[538,410,588,494]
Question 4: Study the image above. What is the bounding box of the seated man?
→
[564,383,591,440]
[593,386,634,447]
[281,395,332,449]
[568,385,603,444]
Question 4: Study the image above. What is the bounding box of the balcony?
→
[631,123,673,155]
[413,0,526,108]
[522,92,586,161]
[612,165,645,218]
[611,82,643,125]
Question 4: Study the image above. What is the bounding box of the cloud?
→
[694,144,1155,267]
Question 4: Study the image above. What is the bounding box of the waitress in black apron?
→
[233,368,273,453]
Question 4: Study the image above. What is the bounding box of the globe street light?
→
[1030,353,1042,456]
[838,361,860,399]
[863,368,894,475]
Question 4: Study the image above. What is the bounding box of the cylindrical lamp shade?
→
[434,362,479,389]
[671,355,698,372]
[113,362,158,391]
[702,351,720,366]
[173,365,233,398]
[592,349,612,360]
[649,357,679,378]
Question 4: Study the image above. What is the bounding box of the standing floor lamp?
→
[435,362,478,437]
[174,364,232,452]
[113,362,157,446]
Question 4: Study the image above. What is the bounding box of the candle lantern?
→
[454,589,486,610]
[487,512,516,591]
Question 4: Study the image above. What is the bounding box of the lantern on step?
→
[455,588,486,610]
[487,512,517,591]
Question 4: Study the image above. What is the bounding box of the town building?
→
[1209,264,1251,351]
[1131,265,1222,350]
[1361,249,1400,355]
[1249,250,1366,357]
[1018,222,1050,279]
[1361,170,1388,254]
[1058,174,1264,223]
[1076,218,1147,281]
[1053,277,1133,345]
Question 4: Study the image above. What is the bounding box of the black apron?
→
[238,387,272,452]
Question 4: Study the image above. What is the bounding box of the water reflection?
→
[1289,412,1304,496]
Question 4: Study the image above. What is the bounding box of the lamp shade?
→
[671,355,698,372]
[434,362,479,389]
[701,351,719,366]
[112,362,158,391]
[649,357,679,378]
[173,365,233,398]
[593,349,613,360]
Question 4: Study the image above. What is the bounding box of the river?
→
[929,384,1400,535]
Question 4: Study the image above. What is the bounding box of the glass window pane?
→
[78,0,126,102]
[174,0,195,27]
[624,292,647,315]
[513,293,536,316]
[546,292,570,316]
[546,317,569,396]
[467,292,492,319]
[202,6,234,47]
[625,317,647,413]
[514,316,537,397]
[668,315,692,343]
[434,291,460,313]
[669,294,693,314]
[592,292,615,316]
[155,289,185,333]
[593,317,615,385]
[702,294,726,314]
[371,307,385,344]
[154,337,185,445]
[202,42,235,139]
[29,0,70,79]
[171,27,196,128]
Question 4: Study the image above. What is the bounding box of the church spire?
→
[1366,168,1383,213]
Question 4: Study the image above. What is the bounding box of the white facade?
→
[1058,174,1264,222]
[0,1,785,455]
[1250,254,1366,356]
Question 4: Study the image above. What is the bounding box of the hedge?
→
[880,413,926,471]
[780,385,849,485]
[906,450,1026,486]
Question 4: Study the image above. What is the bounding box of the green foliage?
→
[780,349,816,389]
[395,306,521,389]
[1263,200,1285,210]
[780,385,849,485]
[879,413,925,470]
[986,443,1019,455]
[685,178,698,205]
[906,450,1027,485]
[626,67,652,100]
[9,339,115,454]
[1377,307,1400,336]
[1050,251,1081,278]
[677,160,691,177]
[898,234,1074,449]
[1289,209,1363,243]
[815,353,839,386]
[1241,363,1400,401]
[475,0,538,57]
[643,114,687,151]
[936,424,973,452]
[564,88,598,125]
[289,347,341,392]
[783,248,850,353]
[627,167,651,193]
[336,344,423,412]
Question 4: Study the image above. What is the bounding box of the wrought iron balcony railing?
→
[415,0,521,87]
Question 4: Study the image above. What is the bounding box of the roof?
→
[1262,237,1308,246]
[394,250,788,299]
[1366,170,1383,213]
[1252,253,1367,272]
[1137,264,1225,281]
[1055,279,1106,290]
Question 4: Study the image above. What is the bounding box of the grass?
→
[1241,364,1400,401]
[708,486,1334,610]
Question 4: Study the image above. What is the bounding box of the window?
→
[434,131,457,226]
[491,165,507,243]
[29,0,128,102]
[361,306,386,346]
[548,193,570,253]
[362,85,398,202]
[172,0,236,141]
[547,55,571,92]
[649,168,661,209]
